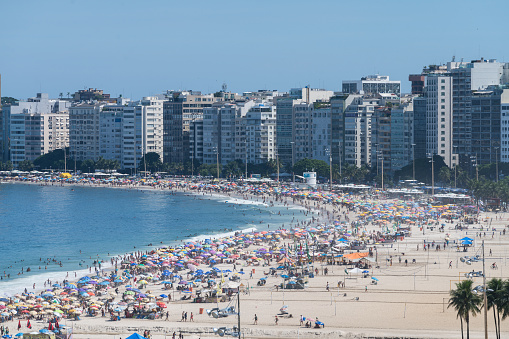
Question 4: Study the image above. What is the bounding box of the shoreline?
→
[0,180,320,298]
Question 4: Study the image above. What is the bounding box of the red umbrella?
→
[27,319,32,329]
[18,319,21,330]
[55,319,59,328]
[48,321,54,331]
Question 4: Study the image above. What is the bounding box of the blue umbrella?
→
[159,294,168,298]
[100,281,110,285]
[371,277,379,281]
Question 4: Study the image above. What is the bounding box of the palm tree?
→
[448,279,482,339]
[487,278,506,339]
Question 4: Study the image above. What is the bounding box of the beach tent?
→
[343,252,369,260]
[126,334,148,339]
[59,173,72,179]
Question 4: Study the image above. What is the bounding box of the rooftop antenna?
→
[222,82,227,92]
[452,55,456,62]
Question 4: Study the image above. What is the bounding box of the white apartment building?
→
[99,105,136,169]
[243,102,276,165]
[2,93,71,166]
[289,87,334,102]
[343,75,401,96]
[137,97,164,161]
[344,97,379,167]
[425,74,455,167]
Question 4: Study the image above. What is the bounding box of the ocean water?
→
[0,183,299,297]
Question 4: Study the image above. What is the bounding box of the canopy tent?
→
[126,334,148,339]
[343,252,369,260]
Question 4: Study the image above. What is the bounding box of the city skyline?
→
[2,0,509,99]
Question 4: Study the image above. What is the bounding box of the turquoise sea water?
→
[0,183,298,296]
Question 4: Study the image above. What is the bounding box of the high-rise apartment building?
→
[2,93,71,166]
[69,103,104,164]
[343,96,379,167]
[470,88,503,165]
[450,59,507,164]
[412,96,427,160]
[330,94,356,167]
[311,104,331,163]
[426,74,455,166]
[163,91,217,164]
[500,91,509,163]
[275,88,333,166]
[243,102,276,165]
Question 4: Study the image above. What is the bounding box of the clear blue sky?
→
[2,0,508,100]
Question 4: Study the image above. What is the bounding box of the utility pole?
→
[237,291,241,338]
[482,240,488,339]
[64,147,67,173]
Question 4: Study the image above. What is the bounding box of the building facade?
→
[2,93,71,166]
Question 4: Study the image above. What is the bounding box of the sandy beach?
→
[1,178,509,339]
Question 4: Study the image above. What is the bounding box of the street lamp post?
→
[495,146,499,182]
[338,140,342,183]
[377,150,384,191]
[291,141,295,184]
[411,143,416,181]
[427,153,435,196]
[326,148,332,191]
[216,148,220,180]
[245,144,248,180]
[276,153,280,183]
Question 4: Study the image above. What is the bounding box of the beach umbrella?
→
[371,277,379,281]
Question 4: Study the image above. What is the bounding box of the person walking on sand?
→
[254,314,258,325]
[190,312,194,322]
[300,315,304,326]
[275,315,278,325]
[449,261,452,269]
[326,282,329,291]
